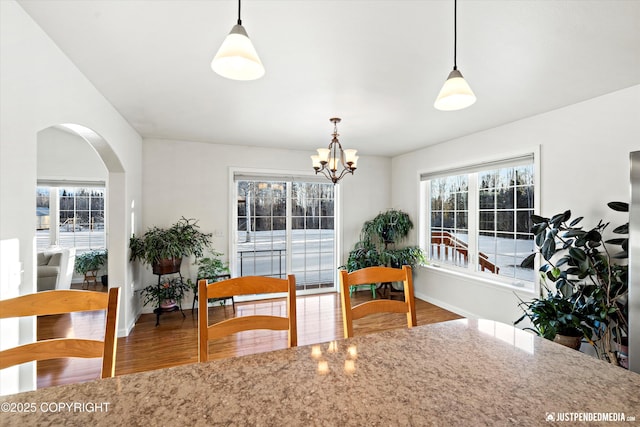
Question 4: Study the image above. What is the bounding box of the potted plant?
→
[191,253,232,311]
[342,209,425,296]
[141,277,191,310]
[195,253,230,280]
[129,217,213,274]
[515,284,590,349]
[74,249,107,288]
[343,209,425,271]
[518,202,628,365]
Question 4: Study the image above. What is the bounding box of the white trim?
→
[37,179,106,187]
[422,263,538,296]
[414,290,477,319]
[419,151,536,181]
[418,146,541,295]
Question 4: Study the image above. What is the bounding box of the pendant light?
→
[434,0,476,111]
[211,0,265,81]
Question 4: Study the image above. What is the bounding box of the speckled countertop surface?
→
[1,319,639,426]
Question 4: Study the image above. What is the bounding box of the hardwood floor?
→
[36,290,462,389]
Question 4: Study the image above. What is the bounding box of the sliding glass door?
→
[234,175,336,294]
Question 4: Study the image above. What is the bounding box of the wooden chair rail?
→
[0,290,110,318]
[0,339,104,369]
[351,300,410,320]
[206,276,291,298]
[208,315,290,340]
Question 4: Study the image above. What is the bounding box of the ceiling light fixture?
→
[311,118,358,185]
[434,0,476,111]
[211,0,265,81]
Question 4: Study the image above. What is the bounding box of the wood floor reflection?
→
[37,291,462,389]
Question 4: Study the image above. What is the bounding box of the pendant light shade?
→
[434,0,476,111]
[434,69,476,111]
[211,1,264,81]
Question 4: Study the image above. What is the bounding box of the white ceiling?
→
[17,0,640,157]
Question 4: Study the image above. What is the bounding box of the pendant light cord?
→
[237,0,242,25]
[453,0,457,70]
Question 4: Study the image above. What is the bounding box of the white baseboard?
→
[414,290,478,319]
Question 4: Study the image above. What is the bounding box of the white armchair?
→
[37,248,76,291]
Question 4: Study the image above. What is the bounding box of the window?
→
[421,153,536,290]
[36,183,106,254]
[233,173,337,294]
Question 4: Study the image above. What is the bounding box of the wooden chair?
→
[198,275,297,362]
[339,265,416,338]
[0,288,120,379]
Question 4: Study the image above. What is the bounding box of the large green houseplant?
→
[75,249,107,275]
[518,202,628,365]
[343,209,425,272]
[190,253,232,310]
[129,217,213,274]
[75,249,108,287]
[342,210,424,296]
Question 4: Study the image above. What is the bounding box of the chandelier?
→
[311,118,358,184]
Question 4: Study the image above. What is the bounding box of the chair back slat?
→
[0,290,110,317]
[208,315,289,341]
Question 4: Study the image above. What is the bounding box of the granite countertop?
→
[1,319,639,426]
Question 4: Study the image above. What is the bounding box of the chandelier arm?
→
[318,167,337,184]
[335,167,353,183]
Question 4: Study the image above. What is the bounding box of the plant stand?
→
[378,281,405,300]
[154,271,186,326]
[82,270,99,289]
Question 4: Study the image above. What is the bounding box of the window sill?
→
[420,263,538,296]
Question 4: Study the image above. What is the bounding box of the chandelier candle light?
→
[211,0,265,80]
[311,118,358,184]
[434,0,476,111]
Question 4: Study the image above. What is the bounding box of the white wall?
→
[391,85,640,325]
[138,138,391,312]
[0,1,142,393]
[38,127,108,180]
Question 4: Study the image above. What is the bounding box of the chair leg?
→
[370,284,376,299]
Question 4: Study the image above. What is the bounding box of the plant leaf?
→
[569,216,584,227]
[612,223,628,234]
[530,214,548,224]
[608,201,629,212]
[563,229,586,238]
[541,237,556,260]
[550,211,570,227]
[520,253,536,268]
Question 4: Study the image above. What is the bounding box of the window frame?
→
[229,168,342,299]
[36,180,107,254]
[418,148,540,294]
